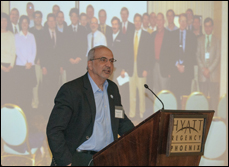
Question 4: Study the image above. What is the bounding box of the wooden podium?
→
[93,110,214,166]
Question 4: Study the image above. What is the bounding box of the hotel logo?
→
[166,115,206,156]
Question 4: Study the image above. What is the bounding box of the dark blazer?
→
[98,24,113,48]
[40,29,64,72]
[46,73,134,166]
[125,30,153,77]
[169,29,197,95]
[120,21,135,37]
[108,31,126,79]
[151,28,172,77]
[64,24,88,80]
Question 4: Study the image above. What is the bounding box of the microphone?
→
[144,84,164,110]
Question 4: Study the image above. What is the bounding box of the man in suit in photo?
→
[65,8,88,81]
[165,9,178,31]
[86,5,94,30]
[169,13,197,108]
[120,7,135,38]
[40,13,64,118]
[44,5,61,29]
[186,8,194,31]
[109,17,130,114]
[9,8,20,34]
[196,17,220,111]
[47,45,134,166]
[56,11,68,34]
[98,9,112,48]
[80,12,91,34]
[149,12,157,34]
[125,13,152,119]
[142,13,150,33]
[151,13,171,94]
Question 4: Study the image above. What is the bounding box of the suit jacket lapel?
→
[83,73,96,124]
[107,85,115,136]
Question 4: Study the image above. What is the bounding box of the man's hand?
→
[142,70,147,77]
[121,69,125,78]
[25,62,32,69]
[74,57,81,64]
[69,58,75,64]
[42,67,47,75]
[203,67,210,78]
[177,64,185,73]
[1,66,9,72]
[67,163,72,166]
[60,67,64,74]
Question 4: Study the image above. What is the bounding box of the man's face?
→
[120,10,128,22]
[90,18,98,32]
[80,15,87,26]
[179,16,187,30]
[34,13,42,26]
[47,17,56,29]
[99,11,106,25]
[186,11,193,22]
[56,12,65,25]
[88,47,114,80]
[149,12,157,26]
[111,19,119,34]
[134,16,142,30]
[204,21,214,35]
[87,7,94,20]
[142,15,149,28]
[53,6,60,16]
[27,4,34,17]
[156,14,165,30]
[21,19,29,31]
[10,10,19,24]
[193,18,201,30]
[70,13,79,25]
[1,18,8,30]
[166,11,174,24]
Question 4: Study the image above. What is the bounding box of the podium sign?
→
[166,115,207,156]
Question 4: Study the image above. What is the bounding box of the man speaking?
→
[46,45,134,166]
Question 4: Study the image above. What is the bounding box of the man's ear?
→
[88,60,93,70]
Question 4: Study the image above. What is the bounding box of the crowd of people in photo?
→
[1,2,221,129]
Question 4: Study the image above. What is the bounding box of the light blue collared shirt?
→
[57,25,64,33]
[77,73,114,152]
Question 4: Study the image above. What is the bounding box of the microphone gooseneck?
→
[144,84,164,110]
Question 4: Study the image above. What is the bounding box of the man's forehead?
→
[94,48,113,57]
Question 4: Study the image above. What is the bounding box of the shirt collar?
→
[91,30,99,36]
[205,34,212,39]
[72,24,78,29]
[113,30,120,35]
[19,31,29,37]
[49,28,56,34]
[135,28,142,34]
[88,73,108,94]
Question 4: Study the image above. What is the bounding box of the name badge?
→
[115,106,124,119]
[205,52,210,60]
